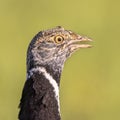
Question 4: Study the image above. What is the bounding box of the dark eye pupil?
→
[58,37,62,41]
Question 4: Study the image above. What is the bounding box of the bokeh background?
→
[0,0,120,120]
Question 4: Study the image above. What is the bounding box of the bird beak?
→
[67,35,92,53]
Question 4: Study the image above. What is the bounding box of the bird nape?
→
[18,26,92,120]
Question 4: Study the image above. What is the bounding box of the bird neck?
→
[27,60,64,86]
[19,65,62,120]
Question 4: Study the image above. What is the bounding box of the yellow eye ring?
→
[54,35,64,44]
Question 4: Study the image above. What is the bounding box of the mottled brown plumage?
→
[19,26,92,120]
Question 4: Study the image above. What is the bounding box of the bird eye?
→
[54,35,64,44]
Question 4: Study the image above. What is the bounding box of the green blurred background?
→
[0,0,120,120]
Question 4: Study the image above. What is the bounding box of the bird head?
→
[27,26,92,72]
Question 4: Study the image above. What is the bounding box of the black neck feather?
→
[28,61,62,85]
[19,68,61,120]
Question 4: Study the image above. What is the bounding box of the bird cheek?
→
[38,51,48,58]
[61,44,66,50]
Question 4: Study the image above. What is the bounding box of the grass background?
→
[0,0,120,120]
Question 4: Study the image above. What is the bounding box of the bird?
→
[18,26,92,120]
